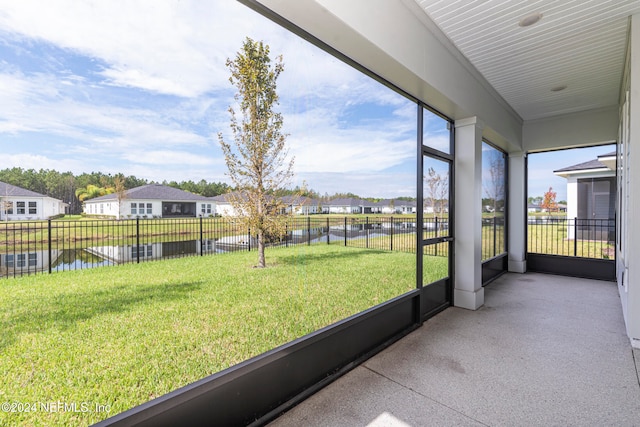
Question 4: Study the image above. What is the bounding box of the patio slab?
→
[269,273,640,426]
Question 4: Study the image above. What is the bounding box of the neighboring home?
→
[527,203,542,213]
[375,199,416,214]
[280,196,320,215]
[325,198,374,214]
[0,181,67,221]
[210,192,244,217]
[82,184,215,219]
[554,151,616,239]
[212,192,319,216]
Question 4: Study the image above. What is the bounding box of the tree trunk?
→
[257,229,266,268]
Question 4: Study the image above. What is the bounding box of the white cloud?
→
[0,153,87,174]
[423,134,450,153]
[121,150,219,167]
[285,105,415,174]
[0,0,253,97]
[0,70,209,150]
[0,0,425,196]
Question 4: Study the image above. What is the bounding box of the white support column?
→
[508,152,527,273]
[454,117,484,310]
[565,177,578,240]
[625,14,640,347]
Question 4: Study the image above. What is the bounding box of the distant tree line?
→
[0,168,231,214]
[0,167,417,215]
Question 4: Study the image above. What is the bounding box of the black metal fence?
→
[481,216,506,261]
[527,217,615,259]
[0,216,434,279]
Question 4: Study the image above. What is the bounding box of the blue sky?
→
[527,144,616,202]
[0,0,424,199]
[0,1,614,202]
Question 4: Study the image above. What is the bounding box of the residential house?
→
[280,195,320,215]
[82,184,215,219]
[554,152,616,238]
[527,203,542,213]
[212,192,319,216]
[0,181,67,221]
[325,197,374,214]
[375,199,417,214]
[210,192,244,217]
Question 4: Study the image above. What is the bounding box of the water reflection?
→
[1,221,421,278]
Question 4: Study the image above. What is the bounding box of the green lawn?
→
[527,224,614,259]
[0,245,446,426]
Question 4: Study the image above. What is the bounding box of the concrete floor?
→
[269,273,640,427]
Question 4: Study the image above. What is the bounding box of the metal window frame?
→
[95,2,456,426]
[481,139,509,284]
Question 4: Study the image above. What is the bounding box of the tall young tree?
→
[218,37,294,268]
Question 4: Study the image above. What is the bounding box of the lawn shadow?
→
[1,280,203,350]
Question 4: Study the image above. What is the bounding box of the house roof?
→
[327,197,369,207]
[280,195,316,205]
[87,184,210,202]
[210,193,232,203]
[598,151,617,159]
[554,150,618,175]
[210,191,251,203]
[554,158,607,174]
[375,199,416,208]
[0,181,50,198]
[210,191,281,204]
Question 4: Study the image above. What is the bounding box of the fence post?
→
[344,217,347,247]
[285,223,288,248]
[434,216,438,257]
[493,216,497,257]
[326,217,330,245]
[366,216,369,248]
[574,217,578,256]
[248,227,251,252]
[390,216,394,251]
[307,216,311,246]
[48,219,52,274]
[136,217,140,264]
[200,216,204,256]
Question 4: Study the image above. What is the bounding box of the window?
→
[28,253,37,267]
[16,201,25,215]
[3,201,13,215]
[5,254,14,267]
[28,201,37,214]
[132,245,153,258]
[0,2,451,419]
[16,254,26,267]
[481,141,507,260]
[100,204,104,214]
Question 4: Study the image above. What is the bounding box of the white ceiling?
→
[412,0,640,121]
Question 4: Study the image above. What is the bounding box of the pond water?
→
[1,221,424,278]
